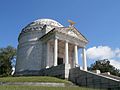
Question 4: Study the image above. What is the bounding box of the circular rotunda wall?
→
[15,19,63,74]
[18,19,63,44]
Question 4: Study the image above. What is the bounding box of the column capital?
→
[54,36,59,39]
[83,46,86,49]
[74,43,78,46]
[82,46,86,49]
[65,40,69,43]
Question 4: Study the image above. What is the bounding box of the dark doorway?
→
[58,57,63,65]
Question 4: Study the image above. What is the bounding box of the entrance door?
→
[58,57,63,65]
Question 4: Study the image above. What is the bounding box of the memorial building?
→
[15,19,120,89]
[15,18,88,76]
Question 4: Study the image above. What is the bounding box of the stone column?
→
[74,45,78,67]
[82,47,87,71]
[54,38,58,66]
[46,42,50,68]
[65,41,69,64]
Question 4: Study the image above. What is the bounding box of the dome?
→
[21,18,63,33]
[33,19,63,27]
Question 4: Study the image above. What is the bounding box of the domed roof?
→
[26,18,63,28]
[33,19,63,27]
[22,18,63,33]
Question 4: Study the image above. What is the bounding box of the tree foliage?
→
[0,46,16,76]
[88,59,120,77]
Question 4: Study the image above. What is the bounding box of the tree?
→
[88,59,120,77]
[0,46,16,76]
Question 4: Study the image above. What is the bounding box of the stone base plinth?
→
[14,64,71,79]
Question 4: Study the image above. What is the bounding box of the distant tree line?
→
[88,59,120,77]
[0,46,16,76]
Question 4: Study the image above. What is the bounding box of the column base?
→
[46,66,49,68]
[65,64,71,79]
[75,64,80,67]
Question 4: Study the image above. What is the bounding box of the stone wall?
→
[69,67,120,90]
[16,30,44,73]
[42,64,70,79]
[15,41,43,72]
[15,64,71,79]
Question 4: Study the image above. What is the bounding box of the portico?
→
[38,23,88,78]
[44,31,88,71]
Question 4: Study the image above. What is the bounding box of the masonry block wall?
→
[43,64,70,79]
[69,67,120,90]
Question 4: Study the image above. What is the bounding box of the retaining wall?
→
[69,67,120,90]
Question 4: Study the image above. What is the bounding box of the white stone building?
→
[15,18,88,76]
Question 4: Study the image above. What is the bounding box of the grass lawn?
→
[0,86,101,90]
[0,76,103,90]
[0,76,70,83]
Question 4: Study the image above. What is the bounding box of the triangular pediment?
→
[68,29,78,38]
[40,26,88,43]
[67,27,88,43]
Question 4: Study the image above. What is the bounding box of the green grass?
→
[0,86,101,90]
[0,76,70,84]
[0,76,103,90]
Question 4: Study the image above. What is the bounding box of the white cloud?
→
[110,60,120,69]
[86,46,120,69]
[86,46,114,60]
[115,48,120,58]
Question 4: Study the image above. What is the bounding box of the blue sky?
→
[0,0,120,68]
